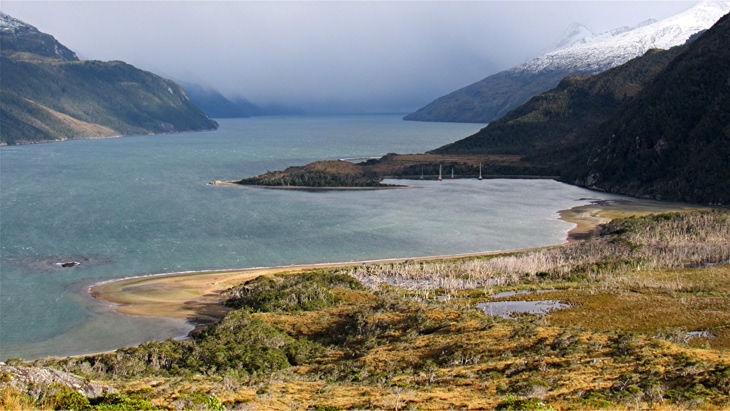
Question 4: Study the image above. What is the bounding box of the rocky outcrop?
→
[0,363,114,399]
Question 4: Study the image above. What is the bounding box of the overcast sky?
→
[2,1,694,113]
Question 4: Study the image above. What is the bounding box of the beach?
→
[91,251,549,325]
[90,198,698,329]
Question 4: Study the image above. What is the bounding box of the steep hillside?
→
[565,13,730,204]
[433,46,685,155]
[406,1,729,123]
[0,13,217,145]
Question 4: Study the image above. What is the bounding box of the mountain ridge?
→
[431,46,686,155]
[563,12,730,204]
[405,1,730,123]
[433,11,730,204]
[0,13,217,145]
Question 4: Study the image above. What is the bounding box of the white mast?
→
[438,164,442,181]
[478,162,483,180]
[451,167,454,179]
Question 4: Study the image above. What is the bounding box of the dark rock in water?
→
[4,255,110,273]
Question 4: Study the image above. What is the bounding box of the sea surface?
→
[0,115,626,359]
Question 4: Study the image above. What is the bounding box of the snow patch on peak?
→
[516,0,730,74]
[554,23,595,50]
[0,12,33,33]
[607,18,658,36]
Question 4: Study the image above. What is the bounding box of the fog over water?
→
[1,1,693,113]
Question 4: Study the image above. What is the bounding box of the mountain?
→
[180,83,261,118]
[564,12,730,204]
[433,11,729,204]
[432,46,686,155]
[553,23,595,50]
[232,10,729,204]
[0,13,217,145]
[181,83,306,118]
[405,1,730,123]
[0,12,77,61]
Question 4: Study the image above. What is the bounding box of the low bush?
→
[174,392,225,411]
[49,386,90,410]
[66,311,321,378]
[90,393,158,410]
[225,271,363,312]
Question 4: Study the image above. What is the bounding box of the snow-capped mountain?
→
[553,23,595,50]
[0,12,79,61]
[519,0,730,73]
[406,0,730,123]
[0,12,27,32]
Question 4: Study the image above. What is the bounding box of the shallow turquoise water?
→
[0,115,624,359]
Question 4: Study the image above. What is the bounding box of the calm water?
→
[0,115,624,359]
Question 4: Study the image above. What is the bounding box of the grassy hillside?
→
[2,210,729,409]
[0,14,217,145]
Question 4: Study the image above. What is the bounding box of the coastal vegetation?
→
[345,210,730,292]
[237,154,558,189]
[3,209,729,409]
[237,160,391,188]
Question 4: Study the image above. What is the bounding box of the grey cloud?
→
[1,1,693,113]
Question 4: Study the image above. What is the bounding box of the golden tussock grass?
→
[7,210,730,410]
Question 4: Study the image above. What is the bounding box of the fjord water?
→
[1,115,624,359]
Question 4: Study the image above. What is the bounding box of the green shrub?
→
[50,387,90,410]
[225,271,362,312]
[70,310,321,378]
[580,392,616,409]
[90,393,158,410]
[177,392,225,411]
[186,310,320,374]
[496,395,555,411]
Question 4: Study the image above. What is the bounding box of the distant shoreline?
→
[209,179,405,190]
[0,126,218,148]
[209,175,558,190]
